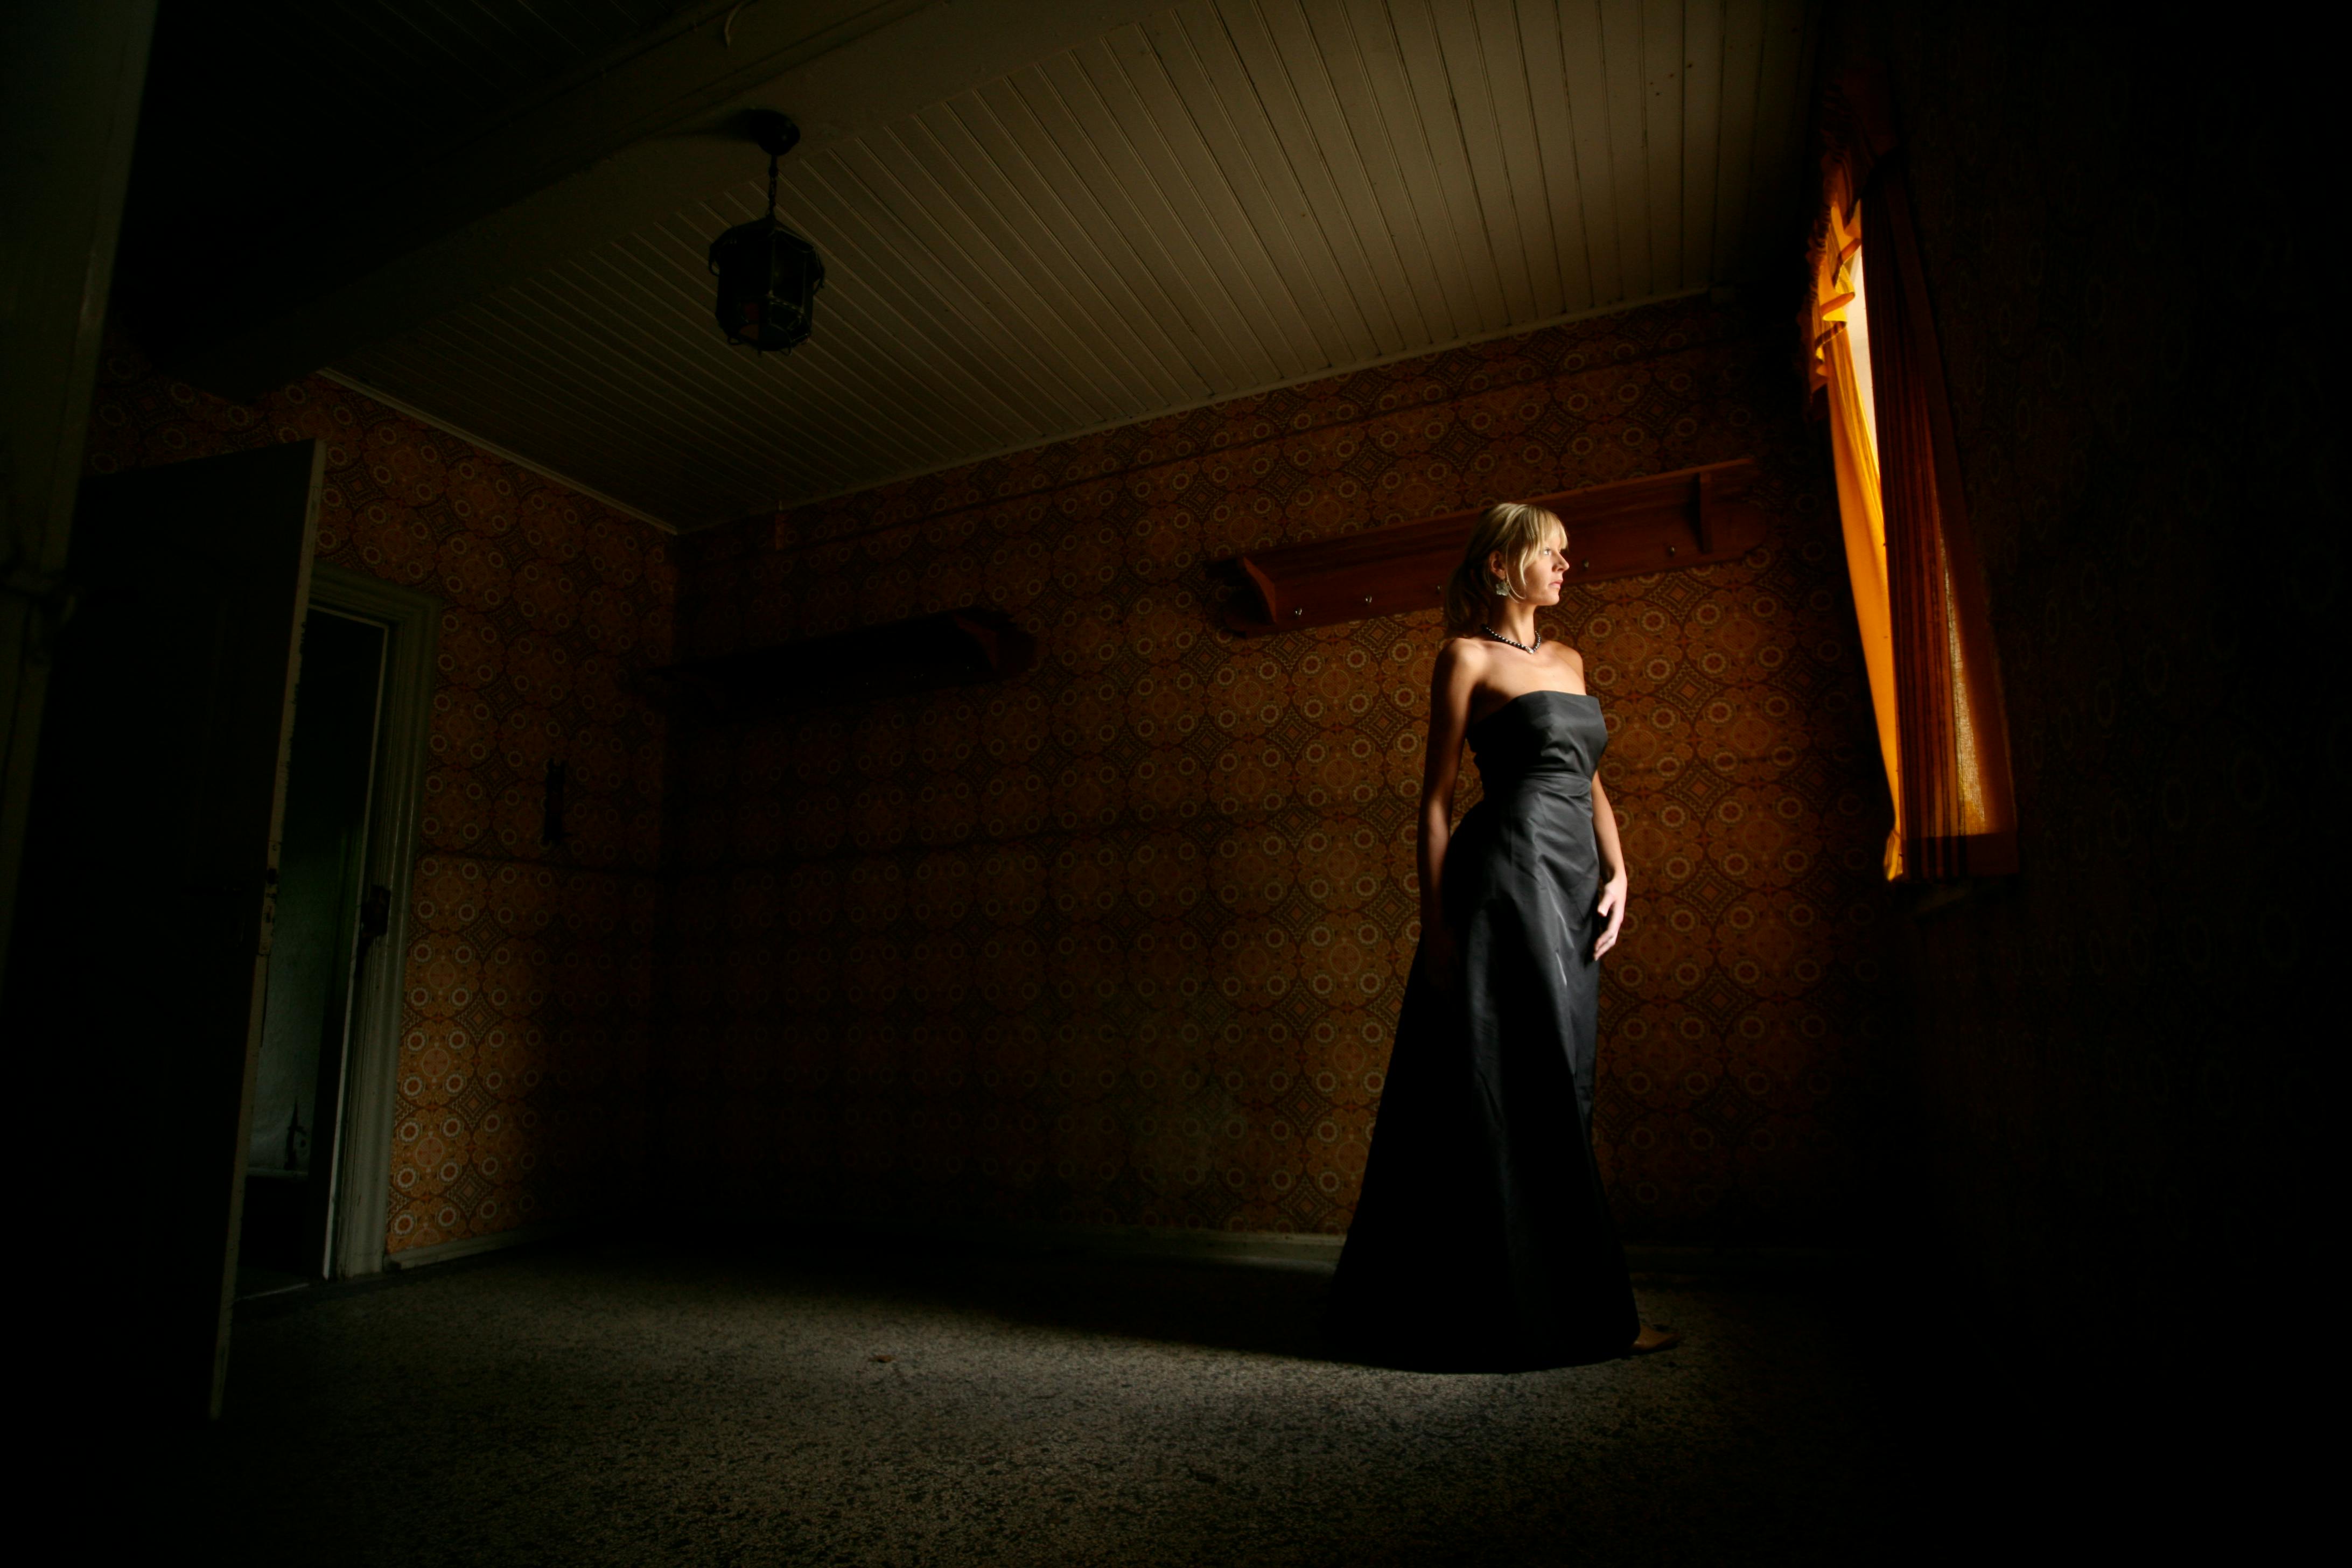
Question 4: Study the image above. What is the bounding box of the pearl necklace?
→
[1480,624,1541,654]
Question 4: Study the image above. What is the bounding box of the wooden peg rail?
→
[1215,458,1765,635]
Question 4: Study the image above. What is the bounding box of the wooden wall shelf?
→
[1215,459,1764,634]
[654,606,1034,719]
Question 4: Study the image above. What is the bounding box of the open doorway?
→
[239,565,438,1299]
[236,607,385,1294]
[6,448,440,1417]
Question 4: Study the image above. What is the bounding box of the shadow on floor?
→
[783,1240,1347,1362]
[125,1235,2203,1566]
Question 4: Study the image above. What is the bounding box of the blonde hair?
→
[1443,502,1566,636]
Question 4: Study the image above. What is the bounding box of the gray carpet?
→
[155,1240,1965,1565]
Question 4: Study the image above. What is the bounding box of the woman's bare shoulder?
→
[1434,634,1492,672]
[1548,641,1587,675]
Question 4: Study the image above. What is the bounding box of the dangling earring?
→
[1493,576,1511,596]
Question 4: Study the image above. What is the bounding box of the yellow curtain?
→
[1808,64,2018,883]
[1808,190,1903,879]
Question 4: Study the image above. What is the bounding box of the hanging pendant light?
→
[709,110,824,354]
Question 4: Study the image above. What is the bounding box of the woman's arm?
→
[1417,641,1479,987]
[1591,773,1629,958]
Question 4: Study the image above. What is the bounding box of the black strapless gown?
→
[1327,690,1638,1370]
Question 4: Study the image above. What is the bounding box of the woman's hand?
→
[1593,871,1629,960]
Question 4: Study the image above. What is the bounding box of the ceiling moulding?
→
[1215,459,1765,635]
[318,370,678,535]
[727,288,1719,534]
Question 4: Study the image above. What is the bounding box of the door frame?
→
[307,564,439,1279]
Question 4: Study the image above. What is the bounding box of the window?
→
[1808,68,2018,882]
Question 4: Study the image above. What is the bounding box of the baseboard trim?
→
[964,1221,1347,1271]
[957,1229,1842,1277]
[383,1220,579,1272]
[377,1218,1846,1280]
[722,1216,1347,1272]
[736,1220,1845,1277]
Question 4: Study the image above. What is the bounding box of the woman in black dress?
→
[1327,501,1677,1370]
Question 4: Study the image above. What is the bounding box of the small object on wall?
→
[710,109,823,354]
[1215,459,1765,634]
[652,606,1035,720]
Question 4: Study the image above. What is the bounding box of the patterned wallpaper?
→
[663,297,1895,1242]
[1842,4,2325,1394]
[83,344,674,1255]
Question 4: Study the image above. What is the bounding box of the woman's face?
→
[1494,542,1570,606]
[1528,542,1568,605]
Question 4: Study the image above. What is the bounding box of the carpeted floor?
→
[148,1238,1996,1565]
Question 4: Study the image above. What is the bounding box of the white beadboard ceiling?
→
[326,0,1821,530]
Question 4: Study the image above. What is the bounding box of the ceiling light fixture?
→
[710,110,823,354]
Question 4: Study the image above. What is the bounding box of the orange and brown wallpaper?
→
[84,296,1896,1255]
[664,298,1894,1243]
[85,344,674,1255]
